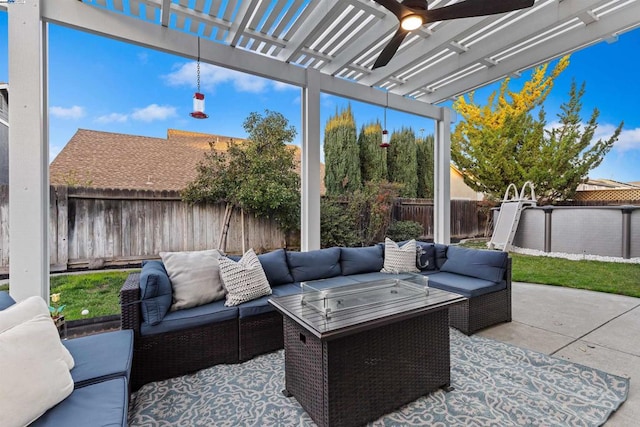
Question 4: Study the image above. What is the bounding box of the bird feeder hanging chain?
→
[196,37,201,93]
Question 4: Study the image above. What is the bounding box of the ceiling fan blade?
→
[372,28,409,69]
[371,0,410,20]
[420,0,534,24]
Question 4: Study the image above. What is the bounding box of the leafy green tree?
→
[387,127,418,198]
[320,198,359,247]
[452,57,622,204]
[359,121,387,182]
[416,135,434,198]
[324,105,361,195]
[183,110,300,234]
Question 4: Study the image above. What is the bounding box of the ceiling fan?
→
[371,0,535,69]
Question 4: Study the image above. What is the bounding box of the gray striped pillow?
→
[381,238,420,273]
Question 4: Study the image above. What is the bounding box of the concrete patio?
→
[479,282,640,426]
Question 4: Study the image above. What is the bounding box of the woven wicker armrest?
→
[120,272,142,334]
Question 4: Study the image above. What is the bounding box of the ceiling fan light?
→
[400,15,423,31]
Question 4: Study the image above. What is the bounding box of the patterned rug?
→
[129,329,628,426]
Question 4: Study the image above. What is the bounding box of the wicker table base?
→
[282,308,451,427]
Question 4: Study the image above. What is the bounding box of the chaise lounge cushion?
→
[140,300,238,336]
[427,271,506,298]
[258,249,294,286]
[440,246,507,283]
[340,246,384,276]
[62,330,134,388]
[0,291,15,310]
[139,260,172,325]
[29,377,129,427]
[287,247,342,282]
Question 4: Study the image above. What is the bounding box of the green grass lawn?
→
[460,241,640,298]
[1,248,639,320]
[0,271,135,321]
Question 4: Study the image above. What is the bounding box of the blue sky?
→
[1,11,639,182]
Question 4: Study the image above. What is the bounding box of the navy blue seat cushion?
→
[286,247,341,282]
[415,242,436,271]
[238,295,276,318]
[271,283,302,297]
[340,246,384,276]
[0,291,16,310]
[440,246,507,282]
[139,260,172,325]
[258,249,294,286]
[30,377,128,427]
[141,299,238,336]
[62,330,133,388]
[427,271,506,298]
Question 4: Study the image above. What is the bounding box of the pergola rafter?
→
[4,0,639,300]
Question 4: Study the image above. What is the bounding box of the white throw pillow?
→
[218,249,272,307]
[160,249,227,311]
[0,311,74,427]
[0,296,74,370]
[381,238,420,273]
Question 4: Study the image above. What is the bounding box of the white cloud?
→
[50,105,85,119]
[163,62,288,94]
[95,113,129,124]
[131,104,177,122]
[273,81,297,91]
[613,127,640,151]
[545,121,640,151]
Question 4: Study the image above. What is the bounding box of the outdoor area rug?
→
[128,329,629,426]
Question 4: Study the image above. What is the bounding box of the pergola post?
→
[434,108,452,245]
[8,0,50,301]
[300,68,321,251]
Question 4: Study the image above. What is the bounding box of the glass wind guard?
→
[300,278,429,318]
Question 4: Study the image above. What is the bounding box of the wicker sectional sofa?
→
[120,243,511,390]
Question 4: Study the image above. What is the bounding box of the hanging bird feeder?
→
[380,91,390,148]
[190,37,208,119]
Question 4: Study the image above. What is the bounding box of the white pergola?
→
[5,0,639,300]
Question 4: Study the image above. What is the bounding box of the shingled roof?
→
[50,128,324,193]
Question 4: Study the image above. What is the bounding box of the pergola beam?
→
[419,0,640,103]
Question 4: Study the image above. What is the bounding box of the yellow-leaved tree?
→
[451,56,622,204]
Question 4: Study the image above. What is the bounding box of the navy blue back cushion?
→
[286,247,342,282]
[340,246,384,276]
[258,249,294,286]
[0,291,16,310]
[439,246,507,283]
[434,244,448,269]
[139,260,173,325]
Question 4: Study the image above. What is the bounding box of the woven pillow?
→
[160,249,226,311]
[381,238,420,273]
[218,249,272,307]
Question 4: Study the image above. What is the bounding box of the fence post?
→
[621,206,633,259]
[543,206,553,253]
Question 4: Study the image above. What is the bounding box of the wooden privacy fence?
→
[393,198,488,239]
[0,185,287,274]
[0,186,487,274]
